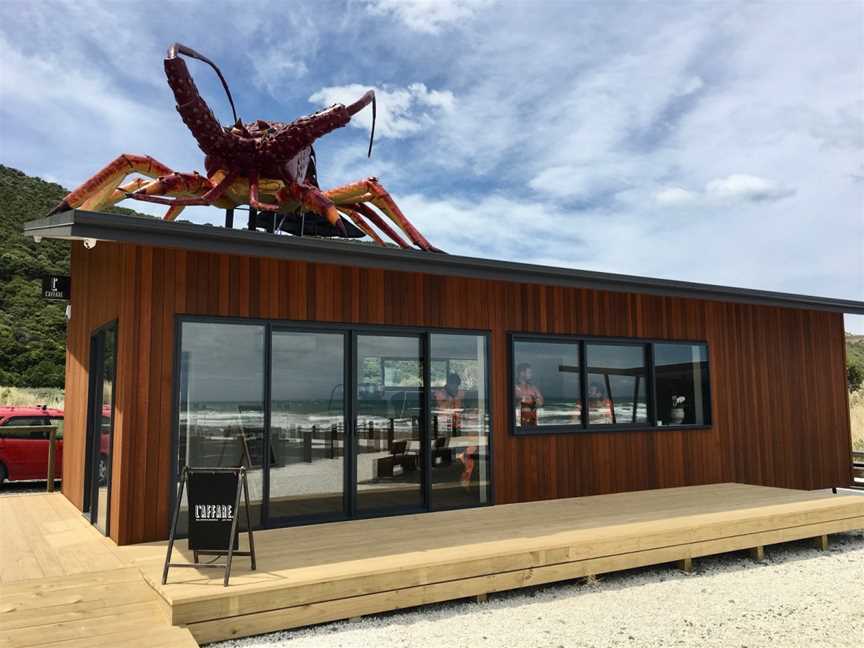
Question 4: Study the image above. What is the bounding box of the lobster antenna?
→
[168,43,239,124]
[368,94,376,158]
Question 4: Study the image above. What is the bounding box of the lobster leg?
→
[336,206,385,245]
[326,178,441,252]
[49,154,176,215]
[284,181,349,237]
[347,202,411,249]
[111,177,187,220]
[126,170,235,206]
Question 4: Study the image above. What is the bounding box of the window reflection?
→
[177,322,265,531]
[586,344,648,425]
[355,335,424,512]
[270,331,345,519]
[95,325,116,535]
[654,343,711,426]
[430,334,491,510]
[512,341,582,429]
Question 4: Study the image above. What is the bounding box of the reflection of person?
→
[588,382,613,423]
[457,445,475,488]
[433,372,465,432]
[514,362,544,426]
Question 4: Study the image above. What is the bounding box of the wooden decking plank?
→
[1,582,156,628]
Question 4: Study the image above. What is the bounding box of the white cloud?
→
[655,187,698,206]
[705,174,795,202]
[365,0,493,34]
[654,173,795,207]
[308,83,454,139]
[528,163,634,201]
[655,175,795,207]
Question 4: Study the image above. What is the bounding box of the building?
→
[24,210,864,545]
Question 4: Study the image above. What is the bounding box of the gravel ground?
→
[212,527,864,648]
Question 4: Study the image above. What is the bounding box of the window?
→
[654,343,711,426]
[270,330,346,520]
[585,343,648,426]
[0,417,49,440]
[512,340,581,431]
[510,335,711,434]
[177,322,266,531]
[429,334,491,510]
[4,416,47,427]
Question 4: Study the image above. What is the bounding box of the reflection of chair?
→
[432,435,452,466]
[375,439,419,478]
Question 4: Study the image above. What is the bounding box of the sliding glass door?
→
[269,329,347,522]
[354,334,425,514]
[174,319,491,531]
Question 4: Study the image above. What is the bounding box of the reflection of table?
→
[375,439,419,479]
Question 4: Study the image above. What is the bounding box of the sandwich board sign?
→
[162,466,256,587]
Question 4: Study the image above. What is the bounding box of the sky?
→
[1,0,862,332]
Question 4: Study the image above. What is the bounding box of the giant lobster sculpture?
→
[50,43,441,252]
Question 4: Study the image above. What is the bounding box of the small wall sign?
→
[42,275,71,300]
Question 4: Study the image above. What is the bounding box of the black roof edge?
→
[23,210,864,315]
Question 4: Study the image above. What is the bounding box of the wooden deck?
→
[2,485,862,646]
[0,493,197,648]
[130,483,864,644]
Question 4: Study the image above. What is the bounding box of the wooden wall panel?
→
[64,241,853,545]
[62,243,122,519]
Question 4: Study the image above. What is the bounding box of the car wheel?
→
[0,463,6,487]
[98,455,108,486]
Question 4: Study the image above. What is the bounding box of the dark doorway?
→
[83,321,117,535]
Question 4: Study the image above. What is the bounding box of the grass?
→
[0,386,65,409]
[850,389,864,452]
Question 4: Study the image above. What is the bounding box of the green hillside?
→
[0,165,146,387]
[0,166,71,387]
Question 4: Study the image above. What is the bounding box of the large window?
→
[174,319,493,531]
[511,335,710,434]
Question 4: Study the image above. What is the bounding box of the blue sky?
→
[1,0,862,331]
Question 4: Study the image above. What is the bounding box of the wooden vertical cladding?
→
[64,241,853,545]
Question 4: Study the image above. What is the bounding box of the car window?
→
[4,416,47,426]
[0,417,49,440]
[49,417,64,440]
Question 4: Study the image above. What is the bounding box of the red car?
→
[0,405,113,486]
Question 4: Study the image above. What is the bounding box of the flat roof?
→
[23,210,864,315]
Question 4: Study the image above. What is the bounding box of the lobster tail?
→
[164,43,234,159]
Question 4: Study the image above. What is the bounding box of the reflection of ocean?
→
[179,404,489,502]
[515,402,649,425]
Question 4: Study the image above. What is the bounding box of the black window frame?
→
[169,314,495,535]
[509,333,712,436]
